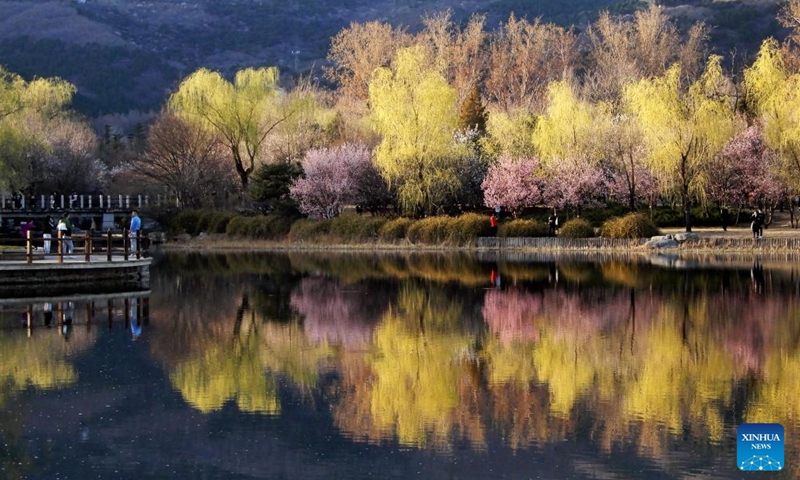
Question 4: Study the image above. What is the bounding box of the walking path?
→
[662,212,800,240]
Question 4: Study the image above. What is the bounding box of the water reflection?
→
[0,294,150,398]
[0,292,151,480]
[148,252,800,478]
[4,252,800,478]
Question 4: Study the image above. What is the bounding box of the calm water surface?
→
[1,251,798,479]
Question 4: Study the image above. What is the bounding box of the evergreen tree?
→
[458,83,487,134]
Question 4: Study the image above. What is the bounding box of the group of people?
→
[489,209,560,237]
[39,213,74,255]
[11,210,142,256]
[751,208,766,239]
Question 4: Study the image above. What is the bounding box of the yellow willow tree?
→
[532,81,598,165]
[624,56,739,231]
[168,67,298,191]
[482,108,537,158]
[744,39,800,194]
[370,45,462,216]
[0,67,76,193]
[0,66,75,120]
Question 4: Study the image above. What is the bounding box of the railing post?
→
[123,228,129,260]
[1,193,5,209]
[26,230,32,264]
[126,195,130,209]
[57,230,64,264]
[40,195,45,210]
[118,195,123,209]
[88,196,92,209]
[80,195,85,209]
[27,304,33,334]
[138,194,142,208]
[60,194,64,210]
[21,195,26,210]
[84,231,91,262]
[107,230,112,262]
[100,195,104,209]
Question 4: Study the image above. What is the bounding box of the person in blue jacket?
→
[129,210,141,253]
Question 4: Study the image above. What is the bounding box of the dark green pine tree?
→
[458,83,487,134]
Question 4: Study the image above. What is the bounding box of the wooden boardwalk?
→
[0,231,152,298]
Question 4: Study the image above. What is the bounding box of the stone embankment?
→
[477,235,800,253]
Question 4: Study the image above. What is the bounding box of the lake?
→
[0,251,797,479]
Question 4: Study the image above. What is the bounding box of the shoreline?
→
[156,232,800,256]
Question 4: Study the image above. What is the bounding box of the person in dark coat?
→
[720,207,730,232]
[548,210,558,237]
[756,208,765,238]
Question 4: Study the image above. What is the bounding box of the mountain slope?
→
[0,0,788,116]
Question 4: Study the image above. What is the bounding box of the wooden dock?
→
[0,231,152,298]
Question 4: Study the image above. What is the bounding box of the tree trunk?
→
[681,156,691,232]
[684,204,692,232]
[232,148,250,191]
[735,203,743,226]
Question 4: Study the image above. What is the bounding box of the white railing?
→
[0,193,181,211]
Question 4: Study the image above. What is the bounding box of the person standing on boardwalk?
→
[489,213,498,236]
[129,210,141,254]
[19,218,34,239]
[43,215,54,254]
[57,213,73,255]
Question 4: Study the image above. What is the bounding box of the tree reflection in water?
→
[149,252,800,477]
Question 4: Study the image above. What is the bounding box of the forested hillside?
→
[0,0,788,116]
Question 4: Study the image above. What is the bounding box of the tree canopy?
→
[369,46,463,215]
[624,56,739,231]
[745,39,800,194]
[167,67,289,191]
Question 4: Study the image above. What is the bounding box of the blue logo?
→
[737,423,784,471]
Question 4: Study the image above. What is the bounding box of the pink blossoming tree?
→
[481,153,545,217]
[544,157,607,216]
[605,159,659,211]
[711,124,787,224]
[290,144,382,218]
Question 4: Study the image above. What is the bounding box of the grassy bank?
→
[160,210,800,254]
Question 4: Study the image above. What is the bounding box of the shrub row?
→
[226,215,293,239]
[285,215,391,243]
[405,213,493,246]
[379,218,413,241]
[599,213,660,239]
[497,219,548,237]
[169,211,664,243]
[171,209,236,236]
[558,218,595,238]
